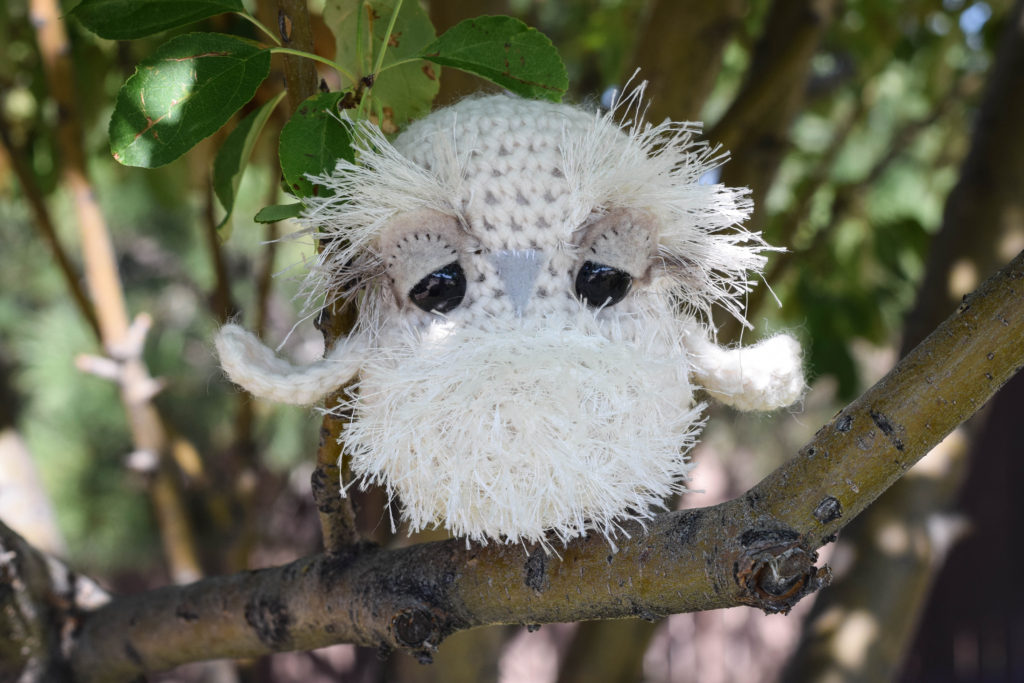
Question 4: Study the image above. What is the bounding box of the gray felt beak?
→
[489,250,542,316]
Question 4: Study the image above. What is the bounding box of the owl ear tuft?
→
[215,324,365,405]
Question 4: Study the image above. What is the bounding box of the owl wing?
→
[684,328,805,412]
[215,324,366,405]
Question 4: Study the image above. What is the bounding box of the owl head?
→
[217,91,803,548]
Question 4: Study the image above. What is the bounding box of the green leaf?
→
[324,0,440,130]
[254,203,303,223]
[278,91,355,198]
[213,91,285,236]
[110,33,271,168]
[70,0,245,40]
[420,16,567,102]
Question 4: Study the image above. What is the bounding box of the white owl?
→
[216,91,804,548]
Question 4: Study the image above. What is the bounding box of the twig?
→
[311,300,360,552]
[29,0,203,586]
[271,0,361,551]
[0,123,101,340]
[69,249,1024,681]
[253,188,281,337]
[202,180,237,323]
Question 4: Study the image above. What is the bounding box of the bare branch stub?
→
[733,529,832,615]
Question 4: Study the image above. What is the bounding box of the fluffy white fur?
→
[215,87,805,547]
[342,310,701,547]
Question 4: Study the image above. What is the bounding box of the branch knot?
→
[734,530,831,614]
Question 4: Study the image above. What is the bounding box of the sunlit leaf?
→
[70,0,245,40]
[213,91,285,236]
[420,16,567,102]
[109,33,271,168]
[278,91,355,198]
[323,0,440,129]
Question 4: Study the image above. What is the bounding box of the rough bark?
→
[59,249,1024,682]
[0,520,109,683]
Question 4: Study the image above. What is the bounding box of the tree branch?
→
[272,0,361,552]
[275,0,319,112]
[0,123,101,340]
[627,0,746,121]
[311,303,360,552]
[0,520,109,682]
[707,0,836,152]
[68,250,1024,681]
[202,179,238,324]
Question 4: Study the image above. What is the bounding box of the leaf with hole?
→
[278,91,355,198]
[109,33,271,168]
[71,0,246,40]
[323,0,440,130]
[419,16,567,102]
[213,91,285,236]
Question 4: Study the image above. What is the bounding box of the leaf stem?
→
[270,47,357,83]
[376,55,421,74]
[355,1,366,75]
[236,11,281,46]
[372,0,404,77]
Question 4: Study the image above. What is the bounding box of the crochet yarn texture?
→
[216,92,805,548]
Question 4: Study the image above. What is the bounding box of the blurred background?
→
[1,0,1023,681]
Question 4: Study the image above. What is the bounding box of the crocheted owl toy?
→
[216,92,804,547]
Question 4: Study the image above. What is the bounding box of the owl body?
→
[217,92,805,547]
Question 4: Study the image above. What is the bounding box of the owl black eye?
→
[409,262,466,313]
[575,261,632,307]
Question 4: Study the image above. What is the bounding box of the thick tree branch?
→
[68,250,1024,681]
[0,520,108,682]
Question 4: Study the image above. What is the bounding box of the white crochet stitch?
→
[216,90,804,547]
